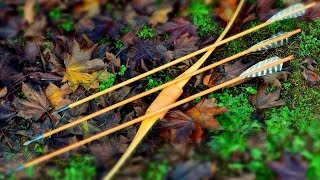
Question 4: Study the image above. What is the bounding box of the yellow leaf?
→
[62,38,105,91]
[149,7,173,26]
[24,0,35,24]
[46,83,72,110]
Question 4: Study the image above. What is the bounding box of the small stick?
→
[5,55,293,175]
[24,29,301,146]
[52,2,316,114]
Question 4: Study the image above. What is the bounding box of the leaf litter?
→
[0,0,319,179]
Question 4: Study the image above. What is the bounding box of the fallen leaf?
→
[262,71,292,88]
[62,37,105,91]
[0,50,24,88]
[267,153,307,180]
[13,82,51,121]
[214,0,237,21]
[169,160,215,180]
[149,6,173,26]
[301,3,320,20]
[300,58,320,87]
[127,38,170,70]
[157,17,198,44]
[185,98,228,129]
[257,0,277,21]
[73,0,100,17]
[203,60,254,87]
[173,33,199,59]
[45,83,72,110]
[249,82,286,109]
[24,0,35,24]
[0,87,7,98]
[0,100,16,122]
[163,98,228,142]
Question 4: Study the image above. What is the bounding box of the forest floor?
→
[0,0,320,180]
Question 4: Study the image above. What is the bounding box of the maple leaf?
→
[127,38,171,70]
[163,98,228,142]
[157,17,198,44]
[203,60,254,87]
[62,37,105,91]
[249,82,286,109]
[300,58,320,87]
[149,6,173,26]
[45,83,72,110]
[267,153,307,180]
[13,82,51,121]
[173,33,199,59]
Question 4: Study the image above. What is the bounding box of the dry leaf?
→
[24,0,35,24]
[0,86,7,98]
[73,0,100,17]
[62,38,105,91]
[262,71,292,88]
[45,83,72,110]
[249,83,286,109]
[300,58,320,87]
[13,82,51,121]
[163,98,228,142]
[215,0,237,21]
[173,33,199,59]
[149,7,173,26]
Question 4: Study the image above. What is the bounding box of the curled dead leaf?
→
[45,83,72,110]
[300,58,320,87]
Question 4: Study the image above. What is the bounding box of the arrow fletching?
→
[240,56,283,78]
[249,32,290,52]
[267,3,306,22]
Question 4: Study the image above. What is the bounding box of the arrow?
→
[51,2,316,115]
[5,55,294,176]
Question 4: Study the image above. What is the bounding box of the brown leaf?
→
[62,37,105,91]
[73,0,100,17]
[45,83,72,110]
[185,98,228,129]
[257,0,277,21]
[214,0,237,21]
[24,0,35,24]
[262,71,292,88]
[106,52,121,68]
[173,33,199,59]
[169,160,215,180]
[0,86,7,98]
[203,60,254,87]
[249,83,286,109]
[267,153,307,180]
[149,6,173,26]
[163,98,228,142]
[157,17,198,44]
[0,100,16,122]
[300,58,320,87]
[13,82,51,121]
[127,38,170,70]
[301,3,320,20]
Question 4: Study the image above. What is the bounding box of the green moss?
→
[115,40,124,49]
[60,19,73,32]
[299,32,320,58]
[118,65,126,75]
[137,26,156,39]
[49,8,61,19]
[188,1,222,36]
[141,161,169,180]
[226,38,248,54]
[100,73,115,91]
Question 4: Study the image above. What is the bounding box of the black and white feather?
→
[267,3,306,22]
[249,32,289,52]
[240,56,283,78]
